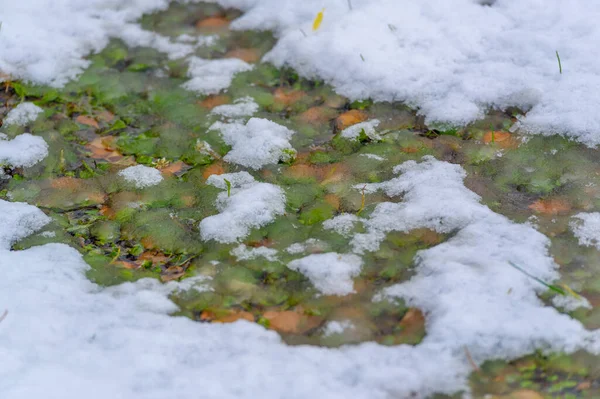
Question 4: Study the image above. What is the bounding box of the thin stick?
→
[464,346,480,373]
[299,28,307,38]
[347,0,353,10]
[0,310,8,324]
[357,185,367,216]
[556,50,562,74]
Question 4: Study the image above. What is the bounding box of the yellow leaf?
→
[312,8,325,31]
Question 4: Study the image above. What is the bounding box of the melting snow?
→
[288,253,363,296]
[209,118,296,169]
[231,244,278,261]
[571,213,600,250]
[340,119,380,141]
[183,57,253,95]
[210,96,259,118]
[3,102,43,126]
[118,165,163,189]
[0,133,48,168]
[200,172,286,243]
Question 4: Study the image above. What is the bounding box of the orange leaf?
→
[273,88,306,106]
[263,310,321,334]
[215,311,254,324]
[199,94,230,110]
[335,109,368,130]
[75,115,99,129]
[196,16,230,30]
[529,198,571,215]
[202,162,226,180]
[225,48,261,63]
[160,265,185,282]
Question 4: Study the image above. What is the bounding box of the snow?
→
[3,102,43,126]
[287,253,363,296]
[118,165,163,188]
[210,96,259,118]
[571,212,600,250]
[183,57,253,95]
[212,0,600,146]
[340,119,380,141]
[323,213,363,237]
[231,244,278,261]
[209,117,296,169]
[323,320,355,337]
[2,161,600,398]
[0,133,48,168]
[359,153,385,161]
[200,172,286,243]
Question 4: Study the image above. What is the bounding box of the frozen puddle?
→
[2,158,599,398]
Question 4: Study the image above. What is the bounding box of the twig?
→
[357,185,367,216]
[299,28,307,38]
[464,346,480,373]
[0,310,8,324]
[347,0,353,10]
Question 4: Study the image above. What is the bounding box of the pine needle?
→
[556,50,562,74]
[224,178,232,197]
[508,261,566,296]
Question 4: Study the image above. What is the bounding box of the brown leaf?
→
[503,390,544,399]
[215,311,255,324]
[85,136,126,162]
[324,194,341,210]
[298,106,336,125]
[225,48,261,63]
[75,115,100,129]
[335,109,368,130]
[196,16,230,30]
[113,260,139,270]
[273,88,306,106]
[159,160,190,176]
[482,131,518,149]
[199,94,231,110]
[160,265,185,282]
[97,110,115,123]
[263,310,321,334]
[529,198,571,215]
[138,251,170,266]
[398,308,426,337]
[202,162,226,180]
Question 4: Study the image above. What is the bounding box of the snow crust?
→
[209,117,296,169]
[571,212,600,250]
[231,243,278,261]
[3,102,43,126]
[215,0,600,145]
[118,165,163,188]
[323,213,363,237]
[340,119,380,141]
[200,172,286,243]
[288,253,363,296]
[0,133,48,167]
[183,57,253,95]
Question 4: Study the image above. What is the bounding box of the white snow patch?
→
[214,0,600,145]
[118,165,163,189]
[323,213,363,237]
[231,244,278,262]
[571,212,600,250]
[0,133,48,167]
[288,253,362,296]
[210,96,259,118]
[209,117,296,169]
[200,172,285,243]
[183,57,253,95]
[340,119,380,141]
[323,320,355,337]
[285,238,326,255]
[3,102,43,126]
[360,153,385,161]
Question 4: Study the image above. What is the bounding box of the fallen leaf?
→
[138,251,170,265]
[202,162,226,180]
[196,16,229,30]
[263,310,321,334]
[482,131,518,149]
[312,8,325,31]
[96,110,115,123]
[273,88,306,106]
[529,198,571,215]
[199,94,230,110]
[160,265,186,282]
[335,109,368,130]
[75,115,100,129]
[225,48,261,63]
[113,260,139,270]
[503,390,544,399]
[215,311,254,324]
[85,136,127,163]
[159,160,190,176]
[298,106,336,125]
[398,308,426,337]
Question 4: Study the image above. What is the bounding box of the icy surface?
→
[210,96,259,118]
[209,117,296,169]
[0,133,48,168]
[183,57,253,95]
[288,253,363,296]
[571,213,600,250]
[200,172,286,243]
[118,165,163,188]
[214,0,600,145]
[3,102,43,126]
